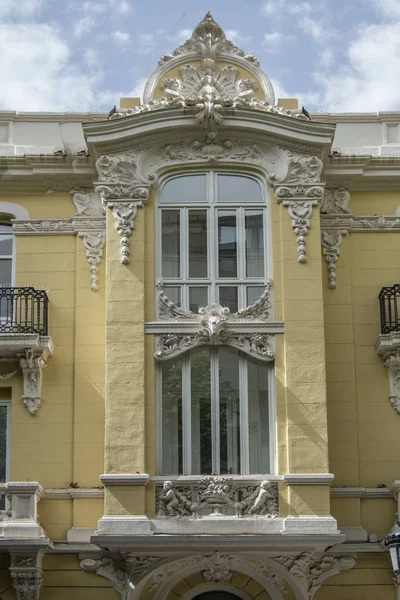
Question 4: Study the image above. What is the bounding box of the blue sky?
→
[1,0,400,113]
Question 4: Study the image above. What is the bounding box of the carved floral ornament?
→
[94,142,325,265]
[80,550,355,600]
[145,282,283,362]
[111,13,306,124]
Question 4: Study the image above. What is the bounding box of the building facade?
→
[0,12,399,599]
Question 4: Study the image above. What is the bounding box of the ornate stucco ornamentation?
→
[18,349,49,415]
[320,188,351,214]
[274,554,355,599]
[72,188,105,217]
[159,12,260,64]
[384,350,400,413]
[321,230,347,289]
[202,553,232,583]
[150,284,279,362]
[156,478,278,518]
[274,155,324,263]
[81,558,129,600]
[10,552,44,600]
[78,232,106,291]
[95,151,155,265]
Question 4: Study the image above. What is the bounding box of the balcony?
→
[376,285,400,413]
[0,287,53,414]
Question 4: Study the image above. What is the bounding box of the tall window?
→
[0,222,13,286]
[157,172,273,476]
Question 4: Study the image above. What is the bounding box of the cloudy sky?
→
[0,0,400,113]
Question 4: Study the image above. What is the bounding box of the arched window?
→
[193,593,244,600]
[157,172,274,476]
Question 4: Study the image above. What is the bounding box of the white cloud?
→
[287,2,313,14]
[74,15,96,38]
[165,28,191,44]
[308,21,400,111]
[0,0,44,17]
[139,33,156,54]
[298,16,336,41]
[225,30,252,44]
[109,0,133,13]
[81,1,108,13]
[263,31,292,52]
[261,0,286,15]
[374,0,400,18]
[111,30,130,48]
[0,23,105,111]
[83,47,99,69]
[128,76,148,103]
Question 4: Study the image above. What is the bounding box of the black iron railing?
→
[379,284,400,334]
[0,287,48,336]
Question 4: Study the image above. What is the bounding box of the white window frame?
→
[0,401,11,483]
[0,222,15,287]
[156,170,276,476]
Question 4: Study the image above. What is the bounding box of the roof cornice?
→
[325,155,400,189]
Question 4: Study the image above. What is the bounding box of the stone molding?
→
[284,474,334,486]
[146,283,282,362]
[321,229,347,289]
[12,189,106,291]
[100,474,149,486]
[330,487,393,499]
[375,333,400,414]
[43,488,104,499]
[155,477,279,519]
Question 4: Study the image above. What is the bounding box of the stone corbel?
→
[273,155,324,264]
[18,349,49,415]
[321,229,348,289]
[10,551,44,600]
[78,232,106,291]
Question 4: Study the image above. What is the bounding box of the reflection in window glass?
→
[189,210,207,278]
[0,236,13,256]
[189,287,208,313]
[218,211,237,278]
[246,286,264,307]
[217,174,262,203]
[162,175,207,204]
[219,286,238,312]
[248,357,270,473]
[161,358,183,474]
[161,210,180,278]
[191,349,212,474]
[245,210,264,277]
[220,348,240,474]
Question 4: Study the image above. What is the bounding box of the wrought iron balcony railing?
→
[0,287,48,336]
[379,284,400,334]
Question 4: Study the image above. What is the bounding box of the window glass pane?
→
[0,406,7,483]
[0,236,12,256]
[218,211,237,278]
[248,358,270,473]
[217,175,262,203]
[189,210,208,278]
[162,175,207,204]
[219,348,240,475]
[189,287,208,313]
[191,349,211,474]
[245,210,264,277]
[161,210,180,278]
[0,260,12,285]
[218,286,238,312]
[161,358,183,474]
[163,286,181,307]
[246,286,264,307]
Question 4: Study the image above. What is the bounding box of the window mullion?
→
[211,347,220,473]
[239,353,249,474]
[238,208,246,309]
[182,353,192,474]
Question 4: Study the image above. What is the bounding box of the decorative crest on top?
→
[159,12,260,65]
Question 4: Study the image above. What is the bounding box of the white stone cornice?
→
[330,487,393,499]
[284,474,334,486]
[325,155,400,189]
[100,474,150,486]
